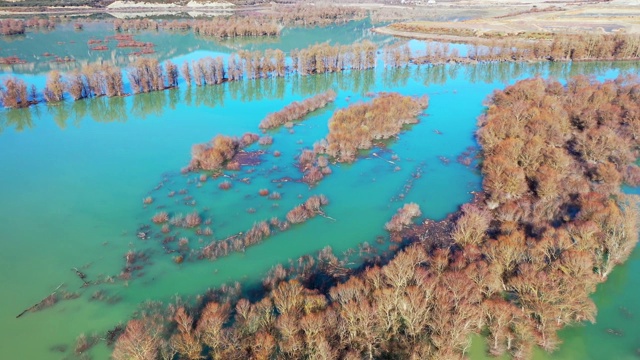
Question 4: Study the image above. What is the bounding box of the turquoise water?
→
[1,26,640,359]
[0,19,387,74]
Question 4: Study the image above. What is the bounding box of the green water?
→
[1,25,640,359]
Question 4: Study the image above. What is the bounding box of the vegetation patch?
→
[110,76,639,360]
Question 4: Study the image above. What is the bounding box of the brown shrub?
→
[184,211,202,228]
[112,319,161,360]
[189,135,239,171]
[322,93,428,162]
[258,135,274,146]
[0,77,30,108]
[385,203,421,232]
[240,133,260,147]
[127,58,164,94]
[152,212,169,224]
[286,205,309,224]
[226,161,241,171]
[44,71,64,102]
[269,192,281,200]
[302,166,324,185]
[259,90,337,129]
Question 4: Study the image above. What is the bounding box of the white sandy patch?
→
[187,10,233,17]
[107,1,178,9]
[108,10,176,18]
[186,1,234,8]
[47,5,92,8]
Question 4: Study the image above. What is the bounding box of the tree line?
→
[259,90,336,130]
[291,41,377,75]
[0,17,55,36]
[383,29,640,67]
[112,5,363,34]
[110,76,639,360]
[156,17,280,38]
[0,40,380,109]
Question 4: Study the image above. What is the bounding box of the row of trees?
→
[111,76,640,360]
[148,194,328,263]
[48,64,124,101]
[259,90,336,129]
[0,77,33,108]
[0,19,25,35]
[0,40,378,109]
[0,17,55,36]
[270,4,366,27]
[192,18,280,38]
[185,57,225,86]
[463,33,640,62]
[112,5,363,34]
[386,24,640,65]
[234,49,287,80]
[159,195,315,262]
[40,60,172,103]
[291,41,378,75]
[115,17,281,39]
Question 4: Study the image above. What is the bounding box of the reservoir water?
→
[0,21,638,359]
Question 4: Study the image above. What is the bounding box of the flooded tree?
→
[0,77,29,108]
[259,90,336,130]
[385,203,422,232]
[319,92,429,162]
[165,61,178,88]
[128,58,164,94]
[113,76,639,360]
[0,19,25,36]
[44,71,65,103]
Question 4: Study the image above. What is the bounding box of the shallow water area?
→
[1,22,640,359]
[0,18,388,75]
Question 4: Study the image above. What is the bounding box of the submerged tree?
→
[128,58,164,94]
[0,77,30,108]
[259,90,337,130]
[44,70,64,103]
[319,92,429,162]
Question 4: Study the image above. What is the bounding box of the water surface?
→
[0,26,639,359]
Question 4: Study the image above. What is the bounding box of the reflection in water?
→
[90,96,128,123]
[168,88,180,110]
[382,67,411,88]
[418,65,451,86]
[0,107,33,133]
[47,103,70,129]
[291,69,376,97]
[195,83,226,108]
[227,77,285,103]
[2,61,639,134]
[132,91,166,120]
[45,96,128,129]
[214,34,280,49]
[1,19,383,74]
[549,60,640,79]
